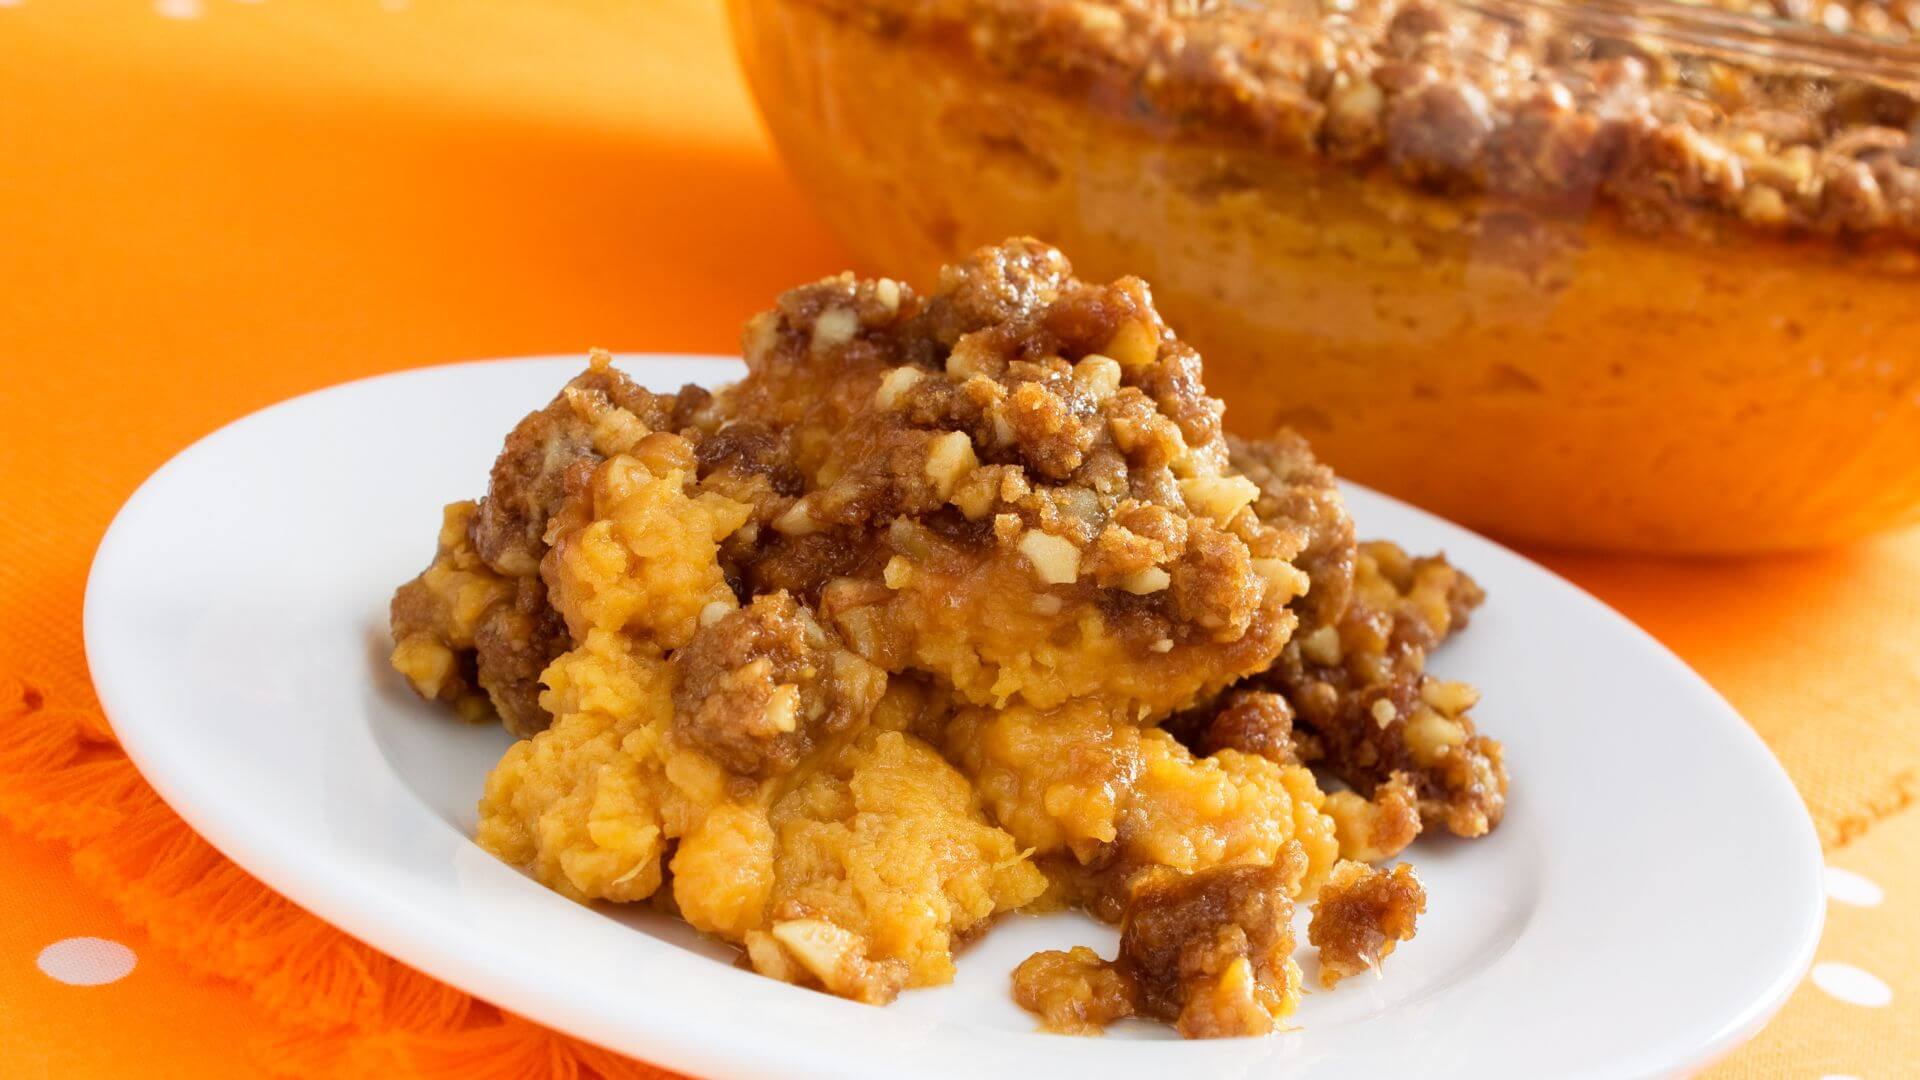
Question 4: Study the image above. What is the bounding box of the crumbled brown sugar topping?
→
[800,0,1920,245]
[1309,859,1427,987]
[1014,861,1309,1037]
[730,238,1316,716]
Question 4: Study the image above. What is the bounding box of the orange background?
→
[0,1,1915,1075]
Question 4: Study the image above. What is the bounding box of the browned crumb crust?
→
[1187,431,1508,839]
[387,365,713,736]
[730,237,1317,719]
[1184,498,1508,838]
[1268,540,1506,837]
[1226,432,1355,633]
[1174,688,1309,766]
[388,503,571,737]
[1123,863,1304,1037]
[1014,862,1304,1037]
[670,592,886,779]
[1309,859,1427,987]
[468,576,570,734]
[798,0,1920,245]
[393,239,1336,738]
[472,365,712,577]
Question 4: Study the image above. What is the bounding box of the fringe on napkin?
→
[0,669,676,1080]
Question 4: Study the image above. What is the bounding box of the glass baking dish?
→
[729,0,1920,553]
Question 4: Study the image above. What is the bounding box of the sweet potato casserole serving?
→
[389,239,1507,1038]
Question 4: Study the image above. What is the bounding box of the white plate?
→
[86,355,1823,1080]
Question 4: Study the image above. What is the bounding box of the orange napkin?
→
[0,1,1910,1075]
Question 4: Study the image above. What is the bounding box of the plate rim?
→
[83,353,1826,1079]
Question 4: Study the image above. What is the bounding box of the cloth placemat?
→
[1,1,1911,1075]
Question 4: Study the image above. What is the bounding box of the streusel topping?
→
[799,0,1920,244]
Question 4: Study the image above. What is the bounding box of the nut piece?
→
[1118,566,1172,595]
[883,555,913,589]
[698,600,732,628]
[772,496,822,536]
[1018,529,1082,585]
[1404,707,1467,764]
[947,333,994,378]
[390,633,457,699]
[1299,624,1343,666]
[771,919,850,981]
[764,684,800,733]
[950,473,998,520]
[749,918,908,1006]
[1419,679,1480,714]
[1104,320,1159,369]
[1073,354,1123,402]
[810,307,859,352]
[1252,558,1311,601]
[874,365,923,409]
[924,430,980,499]
[1370,698,1398,728]
[1740,184,1790,226]
[1179,474,1261,525]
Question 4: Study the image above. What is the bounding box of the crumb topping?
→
[1214,534,1510,838]
[1013,862,1307,1037]
[799,0,1920,245]
[1309,859,1427,987]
